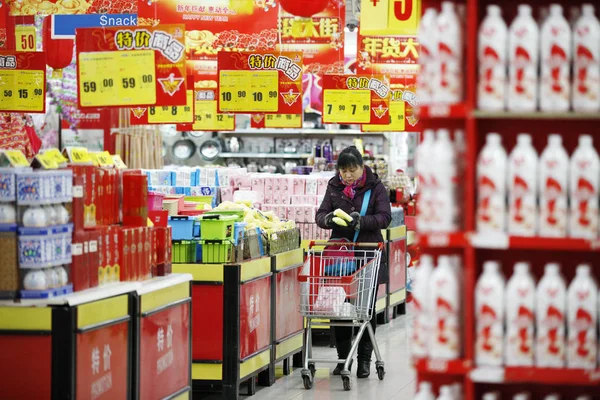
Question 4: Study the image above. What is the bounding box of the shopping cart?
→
[298,241,385,391]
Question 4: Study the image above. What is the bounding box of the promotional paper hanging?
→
[217,51,303,114]
[176,84,235,132]
[360,0,421,36]
[15,25,36,52]
[0,51,46,113]
[130,90,195,125]
[250,113,302,129]
[322,74,391,124]
[75,24,188,108]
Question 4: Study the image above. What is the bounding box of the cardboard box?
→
[317,178,329,196]
[292,176,305,195]
[305,177,318,196]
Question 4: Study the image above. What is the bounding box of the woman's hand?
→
[324,212,335,228]
[348,212,361,230]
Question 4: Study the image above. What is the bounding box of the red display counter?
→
[386,225,407,319]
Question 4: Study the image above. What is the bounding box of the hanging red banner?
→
[7,0,137,15]
[0,51,46,113]
[217,51,303,114]
[75,24,187,108]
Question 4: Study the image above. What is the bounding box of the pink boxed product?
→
[292,176,306,195]
[220,187,235,202]
[263,192,273,204]
[305,206,317,223]
[291,195,301,205]
[303,223,312,239]
[265,175,275,193]
[279,176,292,193]
[294,206,304,223]
[317,178,329,195]
[279,206,288,219]
[305,177,318,195]
[281,195,290,205]
[251,174,265,192]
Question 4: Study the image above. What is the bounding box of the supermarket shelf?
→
[220,128,384,136]
[219,152,311,159]
[471,366,600,386]
[418,232,469,248]
[473,110,600,120]
[417,104,468,119]
[470,232,600,251]
[413,358,471,375]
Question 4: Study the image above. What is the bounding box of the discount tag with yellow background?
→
[176,88,235,132]
[15,26,37,52]
[250,114,302,129]
[360,0,421,36]
[0,52,46,113]
[129,89,194,125]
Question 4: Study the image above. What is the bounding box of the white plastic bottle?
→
[508,5,540,112]
[567,264,598,369]
[483,393,501,400]
[478,5,508,111]
[514,393,531,400]
[429,256,460,360]
[544,395,561,400]
[414,381,436,400]
[432,129,459,232]
[436,385,454,400]
[505,262,536,366]
[540,4,572,112]
[508,134,539,236]
[568,135,600,238]
[539,135,570,237]
[476,133,508,233]
[572,4,600,112]
[535,263,567,367]
[416,130,436,233]
[411,255,435,358]
[435,2,464,104]
[475,261,505,366]
[418,8,439,106]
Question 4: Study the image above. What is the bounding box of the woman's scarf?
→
[340,170,367,200]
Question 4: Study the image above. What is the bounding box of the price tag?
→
[15,26,36,52]
[65,147,93,164]
[1,150,29,167]
[35,153,58,169]
[264,114,302,128]
[323,90,372,124]
[363,92,406,132]
[0,54,45,113]
[148,90,194,124]
[91,151,114,167]
[112,155,127,169]
[78,50,157,107]
[192,100,235,131]
[219,70,279,113]
[41,148,68,166]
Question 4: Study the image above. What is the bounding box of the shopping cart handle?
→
[308,241,384,250]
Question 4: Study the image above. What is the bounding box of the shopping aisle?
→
[251,315,415,400]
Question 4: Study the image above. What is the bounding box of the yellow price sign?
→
[15,26,36,52]
[219,70,279,113]
[2,150,29,167]
[35,153,58,169]
[41,148,68,165]
[264,114,302,128]
[363,97,406,132]
[0,69,45,112]
[360,0,421,36]
[91,151,114,167]
[78,50,157,107]
[112,154,127,169]
[323,90,372,124]
[64,147,93,164]
[192,100,235,131]
[148,90,194,124]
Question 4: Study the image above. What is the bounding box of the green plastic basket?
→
[201,240,234,263]
[172,241,198,263]
[204,210,245,221]
[200,214,237,240]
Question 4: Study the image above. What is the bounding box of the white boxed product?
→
[305,177,318,195]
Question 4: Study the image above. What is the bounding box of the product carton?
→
[305,177,318,195]
[292,176,306,195]
[88,230,99,288]
[317,178,329,195]
[71,230,89,291]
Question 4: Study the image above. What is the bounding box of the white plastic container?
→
[411,255,435,358]
[432,129,459,232]
[435,2,464,104]
[476,133,507,232]
[505,262,536,366]
[416,130,436,233]
[475,261,505,366]
[540,4,572,112]
[418,8,439,106]
[539,135,570,237]
[572,4,600,112]
[508,5,540,112]
[568,135,600,238]
[567,264,598,368]
[414,381,436,400]
[436,385,454,400]
[478,5,508,110]
[535,263,567,367]
[508,134,539,236]
[429,256,461,360]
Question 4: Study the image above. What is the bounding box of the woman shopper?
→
[315,146,391,379]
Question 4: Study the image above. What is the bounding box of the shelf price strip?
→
[0,52,46,113]
[76,25,188,108]
[322,74,391,125]
[217,51,303,114]
[176,88,235,132]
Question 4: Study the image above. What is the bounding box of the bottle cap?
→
[437,128,450,141]
[419,381,433,392]
[550,4,563,15]
[514,262,530,274]
[578,134,593,147]
[420,254,434,268]
[487,5,501,16]
[518,5,532,15]
[483,393,500,400]
[548,134,562,146]
[423,129,435,141]
[483,261,501,274]
[487,133,502,145]
[582,4,595,16]
[576,264,591,276]
[440,386,452,395]
[441,2,455,13]
[517,134,532,145]
[438,255,452,268]
[545,263,561,275]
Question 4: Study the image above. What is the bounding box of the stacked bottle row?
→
[477,133,600,239]
[416,129,465,233]
[476,261,599,369]
[478,4,600,113]
[414,382,464,400]
[411,255,463,360]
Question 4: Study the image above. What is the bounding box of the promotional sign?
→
[130,89,194,125]
[217,51,303,114]
[360,0,421,36]
[176,87,235,132]
[7,0,137,15]
[0,51,46,113]
[76,24,187,108]
[15,25,36,51]
[240,277,271,360]
[322,74,391,124]
[76,321,129,400]
[139,302,190,400]
[51,13,139,39]
[250,113,302,129]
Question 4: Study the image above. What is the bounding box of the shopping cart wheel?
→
[342,375,351,391]
[302,374,313,390]
[376,365,385,380]
[308,363,316,377]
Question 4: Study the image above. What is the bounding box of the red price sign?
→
[0,51,46,113]
[240,277,271,359]
[76,24,188,108]
[250,113,302,129]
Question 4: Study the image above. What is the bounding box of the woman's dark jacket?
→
[315,166,392,283]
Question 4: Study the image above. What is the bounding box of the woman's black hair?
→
[336,146,364,169]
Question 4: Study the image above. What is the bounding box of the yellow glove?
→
[332,217,348,226]
[333,209,353,223]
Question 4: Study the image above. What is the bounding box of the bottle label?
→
[536,303,566,366]
[540,169,567,236]
[506,302,535,366]
[477,172,505,232]
[567,303,598,368]
[508,170,537,235]
[508,42,537,110]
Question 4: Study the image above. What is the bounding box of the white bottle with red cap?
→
[567,264,598,369]
[429,255,460,360]
[539,135,570,237]
[535,263,567,367]
[476,133,507,233]
[508,5,540,112]
[568,135,600,238]
[475,261,505,366]
[478,5,508,111]
[508,134,539,236]
[417,130,436,233]
[411,255,435,358]
[505,262,536,366]
[435,1,463,104]
[432,129,459,232]
[540,4,572,112]
[572,4,600,112]
[418,8,439,106]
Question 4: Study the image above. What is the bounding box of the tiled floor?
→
[250,315,416,400]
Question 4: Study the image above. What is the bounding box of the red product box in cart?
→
[71,230,89,291]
